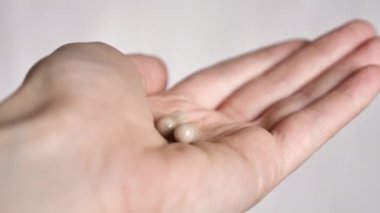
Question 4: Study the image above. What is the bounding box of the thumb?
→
[126,54,168,94]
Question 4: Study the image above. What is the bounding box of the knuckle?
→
[54,42,85,52]
[23,42,130,98]
[54,41,113,53]
[27,42,116,82]
[86,41,121,53]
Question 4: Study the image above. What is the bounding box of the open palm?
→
[143,20,380,212]
[0,20,379,213]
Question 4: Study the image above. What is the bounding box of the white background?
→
[1,0,379,212]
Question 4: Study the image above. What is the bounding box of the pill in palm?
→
[174,123,198,143]
[156,111,186,137]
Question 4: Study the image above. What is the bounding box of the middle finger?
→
[218,20,375,121]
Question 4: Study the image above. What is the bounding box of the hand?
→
[0,20,379,213]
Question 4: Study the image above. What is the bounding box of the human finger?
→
[171,39,308,108]
[259,37,380,129]
[272,65,380,169]
[127,54,168,94]
[218,20,376,121]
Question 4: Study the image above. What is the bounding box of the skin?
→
[0,20,379,213]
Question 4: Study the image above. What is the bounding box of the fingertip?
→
[342,19,376,38]
[127,54,168,94]
[347,19,376,34]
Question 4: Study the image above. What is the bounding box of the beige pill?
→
[169,111,186,123]
[174,123,198,143]
[156,111,186,137]
[156,116,176,137]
